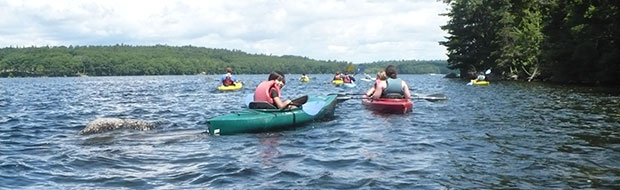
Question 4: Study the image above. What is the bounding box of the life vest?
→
[254,80,281,104]
[382,78,404,98]
[343,76,351,83]
[333,75,342,80]
[222,73,234,86]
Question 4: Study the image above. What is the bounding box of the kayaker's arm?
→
[273,97,296,109]
[371,81,386,99]
[365,86,375,97]
[402,82,411,99]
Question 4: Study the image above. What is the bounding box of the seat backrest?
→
[249,101,277,109]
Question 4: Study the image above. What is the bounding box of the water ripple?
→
[1,75,619,189]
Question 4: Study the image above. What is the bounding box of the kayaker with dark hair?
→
[342,72,355,83]
[220,67,238,86]
[371,65,411,99]
[333,72,342,80]
[254,71,296,109]
[365,71,387,97]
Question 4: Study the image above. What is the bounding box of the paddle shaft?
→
[338,96,446,101]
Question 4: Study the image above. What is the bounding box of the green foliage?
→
[0,45,451,77]
[0,45,351,76]
[441,0,620,84]
[359,60,453,74]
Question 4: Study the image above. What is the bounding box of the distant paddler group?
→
[332,71,355,87]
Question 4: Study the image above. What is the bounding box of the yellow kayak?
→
[471,79,489,85]
[300,77,310,82]
[217,82,243,91]
[332,80,343,85]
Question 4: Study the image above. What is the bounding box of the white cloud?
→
[0,0,449,62]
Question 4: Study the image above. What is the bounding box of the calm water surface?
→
[1,75,619,189]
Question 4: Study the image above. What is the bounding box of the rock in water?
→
[80,118,157,135]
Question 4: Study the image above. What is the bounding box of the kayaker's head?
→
[268,71,286,87]
[226,67,233,74]
[385,65,398,79]
[377,71,387,80]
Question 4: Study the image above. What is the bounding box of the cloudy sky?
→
[0,0,449,63]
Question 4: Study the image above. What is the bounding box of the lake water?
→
[1,74,619,189]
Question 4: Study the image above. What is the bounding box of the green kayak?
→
[207,95,338,135]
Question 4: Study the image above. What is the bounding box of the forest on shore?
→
[0,45,450,77]
[441,0,619,85]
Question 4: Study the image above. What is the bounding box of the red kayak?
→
[362,95,413,114]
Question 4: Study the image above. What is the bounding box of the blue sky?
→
[0,0,449,63]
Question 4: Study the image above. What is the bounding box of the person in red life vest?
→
[254,71,296,109]
[365,71,387,97]
[342,72,355,83]
[333,72,342,80]
[220,67,238,86]
[371,65,411,99]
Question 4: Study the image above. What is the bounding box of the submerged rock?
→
[79,118,157,135]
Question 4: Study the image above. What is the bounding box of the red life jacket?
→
[343,76,351,83]
[254,80,281,104]
[222,73,234,86]
[333,75,342,80]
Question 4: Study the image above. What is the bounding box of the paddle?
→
[281,95,308,110]
[335,93,447,102]
[361,73,375,82]
[355,65,366,76]
[245,94,325,116]
[281,95,326,116]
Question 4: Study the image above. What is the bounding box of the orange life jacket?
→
[254,80,281,104]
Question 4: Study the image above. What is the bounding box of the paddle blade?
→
[485,69,491,74]
[412,93,448,102]
[356,65,365,75]
[291,95,309,105]
[244,94,254,107]
[302,101,325,116]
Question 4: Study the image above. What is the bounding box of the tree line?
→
[441,0,619,85]
[0,45,450,77]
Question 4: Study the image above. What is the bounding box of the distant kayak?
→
[343,82,356,88]
[217,82,243,91]
[362,96,413,114]
[207,95,337,135]
[300,77,310,82]
[332,80,343,86]
[470,80,489,86]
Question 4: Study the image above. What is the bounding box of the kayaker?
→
[475,72,486,81]
[300,74,309,80]
[254,71,296,109]
[364,71,387,97]
[220,67,238,86]
[333,72,342,80]
[342,72,355,83]
[371,65,411,99]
